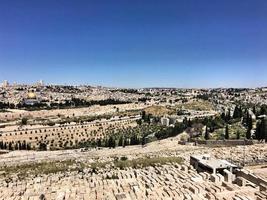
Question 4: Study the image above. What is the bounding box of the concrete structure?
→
[190,154,239,174]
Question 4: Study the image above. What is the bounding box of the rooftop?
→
[191,154,237,169]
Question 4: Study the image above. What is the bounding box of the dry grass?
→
[0,160,84,180]
[0,156,184,180]
[144,106,175,116]
[176,100,214,111]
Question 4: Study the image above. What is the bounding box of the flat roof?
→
[191,155,237,170]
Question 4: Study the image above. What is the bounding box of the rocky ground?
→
[0,136,266,200]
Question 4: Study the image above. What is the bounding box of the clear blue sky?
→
[0,0,266,88]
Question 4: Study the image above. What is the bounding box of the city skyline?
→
[1,77,267,89]
[1,0,267,88]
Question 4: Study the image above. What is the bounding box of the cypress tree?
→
[255,121,261,140]
[246,115,253,139]
[221,112,226,122]
[261,118,267,141]
[26,143,31,150]
[246,128,251,140]
[118,136,123,146]
[141,136,146,146]
[108,136,113,148]
[22,141,26,150]
[141,111,146,120]
[246,110,250,124]
[130,135,135,145]
[233,106,239,119]
[242,109,249,125]
[225,125,229,139]
[124,138,129,147]
[112,137,116,148]
[18,142,22,150]
[97,138,102,147]
[204,126,210,140]
[39,143,47,151]
[233,106,243,119]
[15,143,18,150]
[260,105,267,115]
[8,142,13,151]
[255,118,267,141]
[3,142,7,149]
[123,138,126,147]
[226,109,231,122]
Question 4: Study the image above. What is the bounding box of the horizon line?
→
[1,80,267,90]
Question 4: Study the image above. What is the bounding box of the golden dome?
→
[27,92,37,99]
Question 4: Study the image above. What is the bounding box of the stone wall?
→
[236,169,267,186]
[190,139,259,147]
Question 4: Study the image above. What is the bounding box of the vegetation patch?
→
[0,109,10,113]
[176,100,214,111]
[0,160,83,180]
[114,156,184,169]
[90,161,110,171]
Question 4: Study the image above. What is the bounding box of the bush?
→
[21,118,28,125]
[120,156,128,161]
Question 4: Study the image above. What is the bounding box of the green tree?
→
[118,136,124,147]
[226,109,231,122]
[97,138,102,147]
[26,143,31,150]
[18,142,22,150]
[204,126,210,140]
[136,119,142,126]
[3,142,7,150]
[141,136,146,146]
[39,143,47,151]
[225,125,229,139]
[242,109,249,125]
[21,117,28,125]
[21,141,26,150]
[8,142,13,150]
[256,118,267,141]
[260,105,267,115]
[221,112,226,122]
[141,111,151,123]
[130,134,139,145]
[108,136,116,148]
[141,111,146,120]
[124,138,129,147]
[233,106,243,119]
[246,115,253,139]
